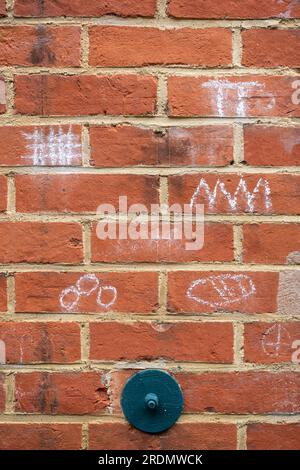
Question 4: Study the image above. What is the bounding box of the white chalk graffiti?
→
[202,80,275,117]
[262,324,291,357]
[0,340,5,364]
[22,126,82,165]
[292,80,300,105]
[292,340,300,364]
[190,177,272,212]
[187,274,256,308]
[278,0,300,18]
[59,274,117,312]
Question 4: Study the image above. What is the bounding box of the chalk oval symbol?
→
[59,285,80,312]
[76,274,99,296]
[187,274,256,309]
[97,285,117,309]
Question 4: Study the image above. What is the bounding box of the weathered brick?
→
[0,125,82,166]
[15,175,159,213]
[15,272,159,314]
[168,0,300,19]
[247,423,300,450]
[107,370,300,415]
[244,125,300,166]
[242,29,300,68]
[244,322,300,364]
[243,224,300,264]
[15,75,158,116]
[91,223,234,263]
[168,271,279,314]
[89,321,234,363]
[0,26,81,66]
[179,371,300,414]
[168,76,300,117]
[0,275,6,312]
[89,125,233,167]
[89,26,232,67]
[0,222,83,264]
[0,0,5,16]
[169,173,300,215]
[0,424,82,450]
[14,0,157,17]
[15,372,109,414]
[0,322,81,364]
[0,175,7,212]
[89,422,237,450]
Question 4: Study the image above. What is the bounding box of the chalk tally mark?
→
[22,126,82,166]
[59,274,117,312]
[190,177,272,213]
[202,80,275,117]
[262,324,291,357]
[187,274,256,308]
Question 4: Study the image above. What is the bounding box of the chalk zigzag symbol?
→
[187,274,256,308]
[190,177,272,212]
[59,274,117,312]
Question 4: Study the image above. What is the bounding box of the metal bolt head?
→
[145,393,159,410]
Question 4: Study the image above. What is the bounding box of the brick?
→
[0,275,6,312]
[168,271,279,314]
[247,423,300,450]
[89,423,237,450]
[0,77,5,114]
[14,0,157,17]
[169,173,300,215]
[89,321,234,363]
[243,224,300,264]
[0,424,82,450]
[15,75,158,116]
[168,0,300,19]
[179,372,300,414]
[91,223,234,263]
[0,175,7,212]
[15,372,109,415]
[107,369,300,414]
[244,125,300,166]
[242,29,300,68]
[89,26,232,67]
[0,0,5,16]
[0,374,4,411]
[15,272,159,314]
[0,26,81,66]
[244,322,300,364]
[168,75,300,117]
[0,125,82,166]
[15,174,159,213]
[0,222,83,264]
[0,322,81,364]
[89,125,233,167]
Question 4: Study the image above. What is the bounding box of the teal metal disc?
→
[121,369,183,434]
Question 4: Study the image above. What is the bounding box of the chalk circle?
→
[76,274,99,296]
[60,286,80,312]
[97,285,117,309]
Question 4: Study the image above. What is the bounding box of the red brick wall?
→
[0,0,299,451]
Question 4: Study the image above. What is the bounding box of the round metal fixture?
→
[121,369,183,434]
